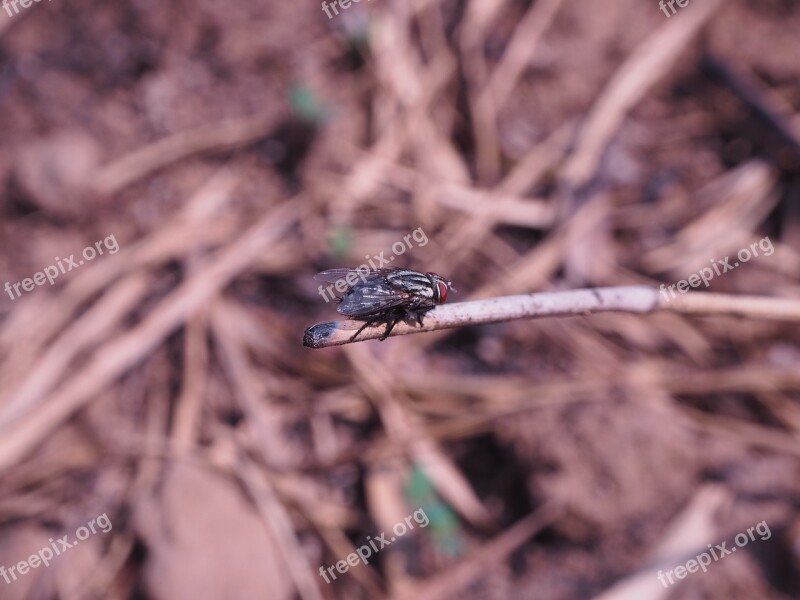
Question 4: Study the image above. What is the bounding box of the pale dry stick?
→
[130,348,173,537]
[429,123,574,278]
[339,139,560,230]
[301,363,800,472]
[0,218,236,353]
[345,342,494,529]
[171,312,209,456]
[236,451,326,600]
[561,0,722,189]
[314,524,386,598]
[478,0,565,112]
[498,121,576,196]
[429,367,800,458]
[363,458,414,594]
[0,2,30,37]
[608,269,714,363]
[170,216,213,458]
[664,366,800,395]
[643,161,778,274]
[370,158,556,229]
[425,390,800,461]
[470,0,565,182]
[438,186,556,228]
[303,287,800,349]
[393,200,666,363]
[0,219,235,390]
[210,301,295,469]
[591,485,729,600]
[403,365,800,402]
[0,275,151,423]
[318,17,461,226]
[0,224,240,429]
[456,0,502,181]
[679,403,800,458]
[374,15,469,186]
[92,113,278,196]
[68,535,136,600]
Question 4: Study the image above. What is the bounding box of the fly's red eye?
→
[436,281,449,304]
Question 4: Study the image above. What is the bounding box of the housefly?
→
[314,268,455,341]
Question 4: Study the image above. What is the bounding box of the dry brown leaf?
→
[135,463,293,600]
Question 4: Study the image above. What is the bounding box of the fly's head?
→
[426,273,455,305]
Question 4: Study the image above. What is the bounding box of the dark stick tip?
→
[303,322,336,348]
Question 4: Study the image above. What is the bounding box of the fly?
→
[313,267,455,341]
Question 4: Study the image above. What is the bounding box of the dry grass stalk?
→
[304,287,800,348]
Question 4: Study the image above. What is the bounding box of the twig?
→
[303,286,800,349]
[560,0,722,188]
[92,112,277,196]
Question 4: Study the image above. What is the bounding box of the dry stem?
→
[303,286,800,349]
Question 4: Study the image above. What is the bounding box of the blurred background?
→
[0,0,799,598]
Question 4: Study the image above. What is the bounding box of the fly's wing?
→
[313,268,402,285]
[314,267,400,290]
[314,269,358,283]
[313,269,360,284]
[337,280,411,317]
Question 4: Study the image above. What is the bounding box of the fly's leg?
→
[408,308,432,328]
[379,315,403,341]
[351,309,425,342]
[350,318,377,342]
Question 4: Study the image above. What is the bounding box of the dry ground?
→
[0,0,799,599]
